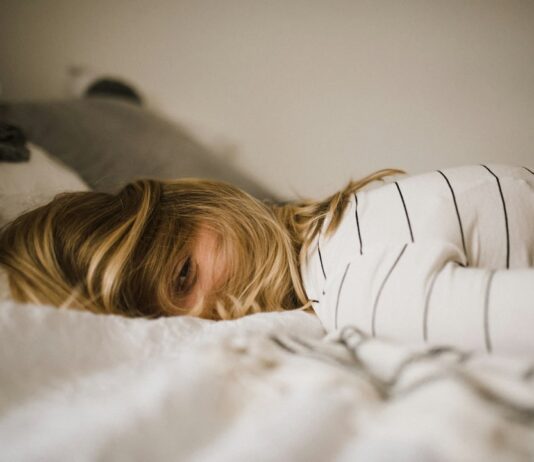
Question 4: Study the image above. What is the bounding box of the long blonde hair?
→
[0,170,401,319]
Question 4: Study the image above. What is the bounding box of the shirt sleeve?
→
[315,240,534,356]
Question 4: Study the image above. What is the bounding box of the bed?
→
[1,98,533,461]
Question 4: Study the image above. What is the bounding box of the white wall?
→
[1,0,533,199]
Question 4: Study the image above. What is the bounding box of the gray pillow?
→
[0,98,276,200]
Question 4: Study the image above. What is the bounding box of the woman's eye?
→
[177,258,191,290]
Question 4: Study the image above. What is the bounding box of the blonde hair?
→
[0,170,401,320]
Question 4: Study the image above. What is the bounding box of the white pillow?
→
[0,142,89,300]
[0,142,89,226]
[0,270,10,302]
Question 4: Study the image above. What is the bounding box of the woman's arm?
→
[313,241,534,356]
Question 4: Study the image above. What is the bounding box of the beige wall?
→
[1,0,533,199]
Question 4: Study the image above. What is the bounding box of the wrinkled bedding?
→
[1,301,533,462]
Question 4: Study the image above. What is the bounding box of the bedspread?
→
[0,301,533,461]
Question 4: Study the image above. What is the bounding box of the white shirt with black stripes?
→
[301,165,534,356]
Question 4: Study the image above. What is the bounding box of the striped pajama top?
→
[301,165,534,356]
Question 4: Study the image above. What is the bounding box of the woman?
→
[0,170,394,319]
[1,165,533,354]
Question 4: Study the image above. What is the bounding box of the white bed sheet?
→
[0,301,533,462]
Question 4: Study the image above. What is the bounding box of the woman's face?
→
[177,227,227,313]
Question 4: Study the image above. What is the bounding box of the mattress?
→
[1,301,533,461]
